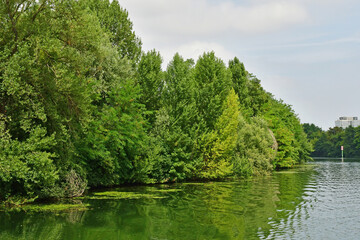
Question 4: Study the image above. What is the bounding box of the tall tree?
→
[137,49,164,124]
[263,99,311,168]
[85,0,142,62]
[229,58,270,118]
[0,0,146,198]
[144,54,198,182]
[194,52,232,130]
[197,89,240,179]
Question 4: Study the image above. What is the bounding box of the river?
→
[1,159,360,239]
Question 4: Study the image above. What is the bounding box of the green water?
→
[1,160,360,239]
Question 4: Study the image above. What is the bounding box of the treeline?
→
[0,0,311,201]
[303,124,360,158]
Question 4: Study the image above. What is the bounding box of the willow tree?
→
[85,0,142,62]
[0,0,146,198]
[0,0,101,198]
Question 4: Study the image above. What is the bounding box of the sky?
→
[120,0,360,130]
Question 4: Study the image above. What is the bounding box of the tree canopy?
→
[303,123,360,158]
[0,0,312,201]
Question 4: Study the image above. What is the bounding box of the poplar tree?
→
[194,52,232,130]
[145,54,197,181]
[198,89,240,179]
[137,49,164,124]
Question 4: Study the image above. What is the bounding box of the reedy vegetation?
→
[0,0,312,201]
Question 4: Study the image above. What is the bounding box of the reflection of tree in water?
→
[0,212,66,240]
[139,169,315,239]
[0,168,315,240]
[66,210,86,224]
[257,166,317,239]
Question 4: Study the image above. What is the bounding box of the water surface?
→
[1,160,360,239]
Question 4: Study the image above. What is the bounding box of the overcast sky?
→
[120,0,360,130]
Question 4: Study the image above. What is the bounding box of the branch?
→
[6,0,18,42]
[32,0,47,22]
[13,0,26,16]
[14,0,29,23]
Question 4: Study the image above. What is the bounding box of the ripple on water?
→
[3,160,360,240]
[262,161,360,240]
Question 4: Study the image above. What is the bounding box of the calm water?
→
[2,160,360,239]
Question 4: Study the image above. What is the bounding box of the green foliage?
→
[306,124,360,158]
[196,89,240,179]
[85,0,142,62]
[303,123,323,141]
[137,49,164,124]
[78,81,148,186]
[302,123,323,155]
[0,117,58,199]
[145,106,197,182]
[229,57,311,169]
[0,0,313,201]
[163,53,197,129]
[142,54,199,182]
[229,57,269,118]
[194,52,232,130]
[263,99,312,168]
[0,0,146,199]
[233,117,275,176]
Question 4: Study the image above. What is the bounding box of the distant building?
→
[335,117,360,128]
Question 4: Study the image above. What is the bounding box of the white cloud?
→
[159,41,235,67]
[121,0,309,39]
[243,35,360,52]
[119,0,360,129]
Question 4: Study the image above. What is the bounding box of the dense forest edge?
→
[0,0,312,204]
[303,123,360,158]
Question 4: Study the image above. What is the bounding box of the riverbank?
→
[5,160,360,239]
[0,162,322,239]
[1,163,316,211]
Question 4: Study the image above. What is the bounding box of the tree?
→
[0,0,103,197]
[137,49,164,124]
[0,1,315,200]
[263,99,311,168]
[0,117,58,199]
[197,89,240,179]
[0,0,146,198]
[342,126,357,157]
[233,117,275,177]
[77,82,148,186]
[229,57,270,118]
[85,0,142,62]
[144,54,198,182]
[313,133,332,157]
[194,52,232,130]
[162,53,197,130]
